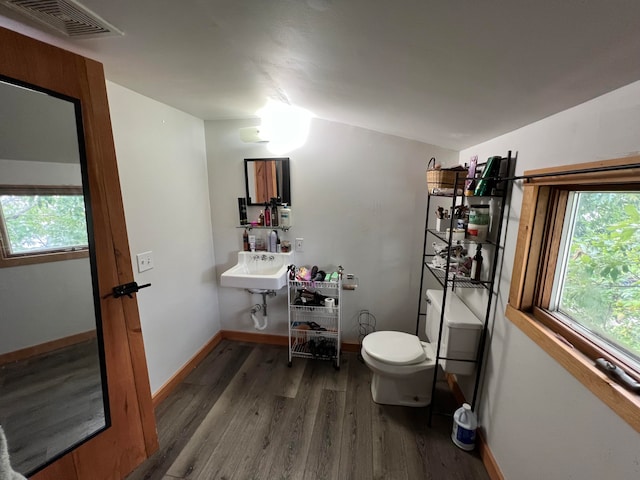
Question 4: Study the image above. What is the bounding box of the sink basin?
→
[220,251,295,290]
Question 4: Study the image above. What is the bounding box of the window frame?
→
[0,184,89,267]
[506,155,640,434]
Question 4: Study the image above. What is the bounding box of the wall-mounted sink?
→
[220,251,294,290]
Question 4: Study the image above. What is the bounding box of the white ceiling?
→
[2,0,640,150]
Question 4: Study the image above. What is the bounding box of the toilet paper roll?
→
[324,298,335,308]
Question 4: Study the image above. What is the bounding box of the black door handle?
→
[110,281,151,299]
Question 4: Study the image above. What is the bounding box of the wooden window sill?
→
[505,304,640,434]
[0,249,89,267]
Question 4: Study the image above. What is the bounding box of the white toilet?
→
[361,289,482,407]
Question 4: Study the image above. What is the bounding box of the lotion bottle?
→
[280,203,292,227]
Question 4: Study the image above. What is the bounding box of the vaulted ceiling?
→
[2,0,640,149]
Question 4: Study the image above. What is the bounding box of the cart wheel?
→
[287,361,292,368]
[333,361,340,370]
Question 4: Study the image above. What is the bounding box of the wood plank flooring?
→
[127,340,490,480]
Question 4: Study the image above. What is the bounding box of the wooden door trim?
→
[79,55,158,456]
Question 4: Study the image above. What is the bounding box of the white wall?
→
[107,82,221,394]
[205,117,457,341]
[0,160,95,354]
[459,81,640,480]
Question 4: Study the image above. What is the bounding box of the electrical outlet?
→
[136,251,154,273]
[295,238,304,252]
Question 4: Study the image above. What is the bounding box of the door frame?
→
[0,26,157,479]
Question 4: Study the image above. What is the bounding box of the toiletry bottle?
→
[256,234,265,251]
[276,233,281,253]
[258,210,264,226]
[238,197,248,225]
[243,229,249,251]
[249,234,256,252]
[269,230,277,253]
[270,198,279,227]
[264,203,271,226]
[471,244,483,281]
[280,203,291,227]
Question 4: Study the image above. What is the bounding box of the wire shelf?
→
[290,304,339,318]
[289,280,341,290]
[425,259,490,289]
[427,229,499,247]
[290,331,338,360]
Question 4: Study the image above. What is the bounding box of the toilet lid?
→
[362,331,427,365]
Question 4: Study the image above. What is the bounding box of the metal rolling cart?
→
[287,276,342,369]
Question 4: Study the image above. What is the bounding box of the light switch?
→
[295,238,304,252]
[136,251,154,273]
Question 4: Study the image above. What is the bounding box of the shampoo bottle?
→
[242,229,249,251]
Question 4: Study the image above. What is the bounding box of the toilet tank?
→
[425,289,483,375]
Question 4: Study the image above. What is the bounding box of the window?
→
[506,156,640,433]
[0,186,89,267]
[552,192,640,369]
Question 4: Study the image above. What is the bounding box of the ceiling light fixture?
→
[258,100,314,155]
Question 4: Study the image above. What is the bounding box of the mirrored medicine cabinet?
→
[244,157,291,206]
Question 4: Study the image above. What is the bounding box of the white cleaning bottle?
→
[451,403,477,451]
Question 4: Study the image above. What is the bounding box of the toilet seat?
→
[361,331,437,406]
[362,331,427,365]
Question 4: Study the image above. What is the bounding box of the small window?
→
[0,186,89,267]
[551,191,640,369]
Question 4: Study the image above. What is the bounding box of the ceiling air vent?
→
[0,0,124,38]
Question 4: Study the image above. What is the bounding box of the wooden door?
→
[0,26,157,479]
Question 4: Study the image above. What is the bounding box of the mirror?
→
[244,157,291,206]
[0,78,109,476]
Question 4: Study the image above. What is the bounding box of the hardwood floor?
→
[127,340,490,480]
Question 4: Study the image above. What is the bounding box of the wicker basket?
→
[426,157,464,193]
